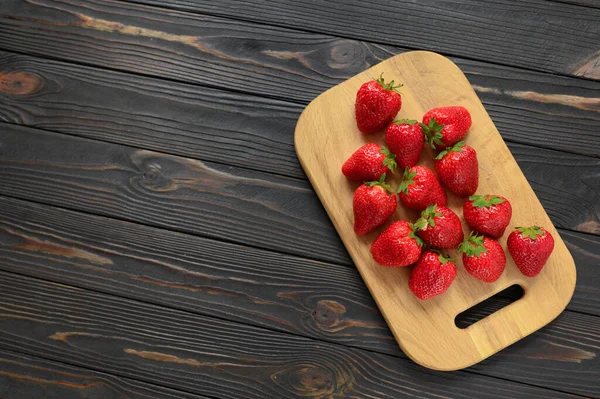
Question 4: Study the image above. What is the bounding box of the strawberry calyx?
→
[408,223,425,247]
[516,225,545,240]
[379,146,397,172]
[364,173,393,195]
[457,232,487,258]
[435,141,465,160]
[469,194,505,208]
[420,117,445,149]
[430,249,455,265]
[394,119,418,125]
[419,204,443,227]
[375,73,403,94]
[396,167,417,195]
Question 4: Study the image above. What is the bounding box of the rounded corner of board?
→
[403,349,479,372]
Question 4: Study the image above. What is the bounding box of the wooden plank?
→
[0,51,598,180]
[0,124,598,266]
[0,51,304,179]
[0,123,351,265]
[116,0,600,79]
[294,51,577,371]
[547,0,600,8]
[0,196,598,392]
[0,349,208,399]
[0,271,591,398]
[0,1,599,125]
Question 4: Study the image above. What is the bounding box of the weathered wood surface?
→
[0,271,594,398]
[0,124,597,267]
[117,0,600,79]
[0,195,598,395]
[0,51,598,181]
[0,0,598,395]
[0,349,208,399]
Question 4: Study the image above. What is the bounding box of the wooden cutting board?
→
[294,51,577,371]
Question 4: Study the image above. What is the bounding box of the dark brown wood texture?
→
[0,271,593,399]
[0,0,598,396]
[0,349,208,399]
[0,195,598,395]
[0,51,599,175]
[0,124,598,265]
[117,0,600,79]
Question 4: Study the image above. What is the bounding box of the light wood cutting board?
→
[294,51,577,371]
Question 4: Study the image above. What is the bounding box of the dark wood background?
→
[0,0,598,398]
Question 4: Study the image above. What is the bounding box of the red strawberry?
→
[353,174,397,235]
[342,143,397,181]
[434,141,478,197]
[385,119,424,169]
[397,166,447,211]
[371,220,423,267]
[421,106,472,149]
[355,74,402,134]
[414,205,464,249]
[463,195,512,239]
[507,226,554,277]
[458,233,506,282]
[409,251,457,300]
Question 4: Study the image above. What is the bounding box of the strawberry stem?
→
[516,225,545,240]
[396,167,416,195]
[420,117,445,149]
[435,141,465,160]
[394,119,418,125]
[457,232,487,258]
[469,194,505,208]
[375,73,403,94]
[419,204,443,227]
[364,173,394,195]
[408,223,424,247]
[380,146,397,172]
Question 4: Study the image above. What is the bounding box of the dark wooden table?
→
[0,1,599,398]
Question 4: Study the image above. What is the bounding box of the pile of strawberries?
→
[344,74,555,300]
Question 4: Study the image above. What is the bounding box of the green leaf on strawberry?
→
[420,117,445,149]
[419,204,443,227]
[458,232,488,258]
[469,194,506,208]
[396,167,417,195]
[379,146,397,172]
[394,119,418,125]
[516,225,546,240]
[365,173,393,195]
[375,72,403,94]
[435,141,465,160]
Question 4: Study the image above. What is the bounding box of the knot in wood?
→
[329,40,365,69]
[0,72,44,95]
[312,300,346,330]
[271,364,335,397]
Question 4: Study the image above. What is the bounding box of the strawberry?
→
[507,226,554,277]
[397,166,447,211]
[342,143,397,181]
[414,205,464,249]
[355,74,402,134]
[463,195,512,239]
[421,106,472,149]
[371,220,423,267]
[385,119,424,169]
[458,233,506,283]
[353,174,397,235]
[409,251,457,300]
[434,141,478,197]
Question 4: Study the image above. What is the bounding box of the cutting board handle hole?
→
[455,284,524,329]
